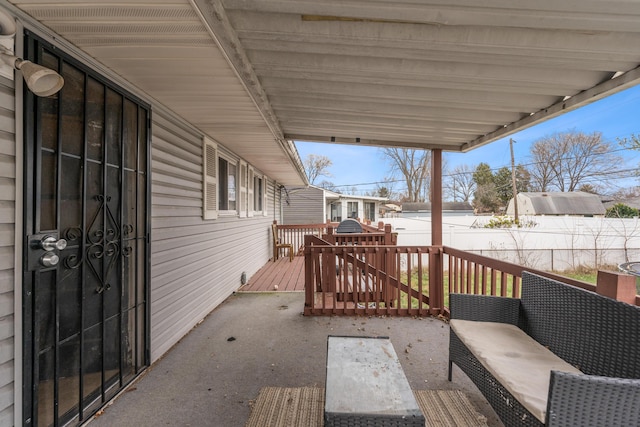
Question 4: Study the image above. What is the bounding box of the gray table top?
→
[325,336,423,417]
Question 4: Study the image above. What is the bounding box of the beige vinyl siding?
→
[150,112,279,362]
[0,76,15,426]
[283,186,325,224]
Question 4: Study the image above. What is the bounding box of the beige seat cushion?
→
[450,319,582,423]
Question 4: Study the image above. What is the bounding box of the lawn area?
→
[400,268,517,309]
[561,270,597,284]
[561,269,640,293]
[398,267,638,310]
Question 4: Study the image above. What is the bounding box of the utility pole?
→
[510,138,519,223]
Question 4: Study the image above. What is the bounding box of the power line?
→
[328,165,639,194]
[327,136,640,193]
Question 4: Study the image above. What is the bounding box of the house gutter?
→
[462,65,640,152]
[190,0,309,185]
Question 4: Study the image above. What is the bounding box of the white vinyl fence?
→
[386,215,640,272]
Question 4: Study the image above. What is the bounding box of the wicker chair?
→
[449,272,640,426]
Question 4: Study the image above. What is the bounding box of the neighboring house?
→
[380,203,402,218]
[506,192,606,216]
[400,202,474,217]
[283,185,386,224]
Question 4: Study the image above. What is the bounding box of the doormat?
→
[245,386,488,427]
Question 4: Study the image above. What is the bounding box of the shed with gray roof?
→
[506,192,605,216]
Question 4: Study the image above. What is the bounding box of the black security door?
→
[22,34,150,426]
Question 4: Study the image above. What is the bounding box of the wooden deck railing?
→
[284,218,639,316]
[441,246,602,315]
[324,223,397,247]
[274,223,336,255]
[275,221,396,255]
[304,235,433,316]
[303,241,616,316]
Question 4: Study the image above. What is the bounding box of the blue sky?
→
[295,84,640,196]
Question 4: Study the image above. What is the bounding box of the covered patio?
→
[2,2,640,426]
[87,291,502,426]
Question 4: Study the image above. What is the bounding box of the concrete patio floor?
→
[87,292,503,427]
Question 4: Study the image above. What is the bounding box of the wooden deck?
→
[238,255,305,292]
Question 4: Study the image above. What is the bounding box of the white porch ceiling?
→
[7,0,640,184]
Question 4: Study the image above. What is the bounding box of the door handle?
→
[39,235,67,251]
[27,234,68,270]
[40,252,60,268]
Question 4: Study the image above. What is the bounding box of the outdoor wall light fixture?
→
[0,46,64,97]
[0,10,64,97]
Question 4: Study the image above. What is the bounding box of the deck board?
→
[239,255,399,313]
[239,255,305,292]
[285,257,307,291]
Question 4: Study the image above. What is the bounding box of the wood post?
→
[429,247,444,315]
[431,149,443,246]
[429,149,444,315]
[384,224,393,245]
[304,235,313,309]
[596,270,637,305]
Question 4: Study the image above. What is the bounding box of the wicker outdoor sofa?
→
[448,271,640,426]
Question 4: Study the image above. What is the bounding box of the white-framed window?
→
[331,202,342,222]
[202,137,218,220]
[218,155,237,213]
[248,167,255,217]
[253,173,268,216]
[364,202,376,221]
[239,161,248,218]
[347,201,359,219]
[202,139,265,220]
[262,177,268,216]
[254,175,263,212]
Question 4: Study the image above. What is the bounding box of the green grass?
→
[560,271,598,284]
[398,268,517,309]
[374,266,637,311]
[561,269,640,293]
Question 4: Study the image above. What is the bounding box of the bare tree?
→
[618,133,640,183]
[504,228,541,268]
[446,164,476,202]
[608,214,640,263]
[372,177,399,200]
[618,133,640,150]
[528,140,556,191]
[318,180,338,192]
[303,154,332,185]
[528,131,621,192]
[382,148,430,202]
[611,186,640,200]
[584,218,610,269]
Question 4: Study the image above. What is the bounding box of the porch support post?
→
[431,149,443,246]
[429,149,444,315]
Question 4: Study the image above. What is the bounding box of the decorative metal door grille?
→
[22,33,150,427]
